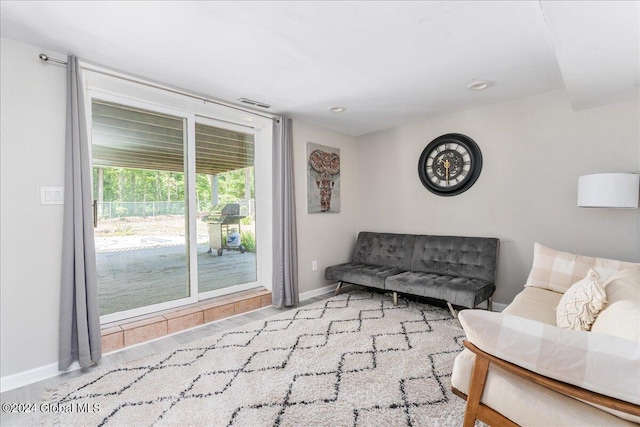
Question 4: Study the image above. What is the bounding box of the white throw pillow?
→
[591,268,640,341]
[556,269,607,331]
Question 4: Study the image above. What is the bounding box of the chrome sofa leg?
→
[447,302,463,327]
[447,302,458,319]
[447,301,462,328]
[393,292,398,306]
[487,297,493,312]
[334,281,343,296]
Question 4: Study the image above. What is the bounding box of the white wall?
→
[292,120,357,294]
[1,38,67,377]
[355,89,640,304]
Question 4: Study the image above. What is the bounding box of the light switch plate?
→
[40,187,64,205]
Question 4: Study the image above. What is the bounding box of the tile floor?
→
[100,288,272,352]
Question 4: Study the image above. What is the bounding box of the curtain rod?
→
[38,53,280,124]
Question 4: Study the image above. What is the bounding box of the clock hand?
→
[443,159,451,185]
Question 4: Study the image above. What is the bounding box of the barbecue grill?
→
[206,203,246,256]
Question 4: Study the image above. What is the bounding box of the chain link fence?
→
[98,199,255,220]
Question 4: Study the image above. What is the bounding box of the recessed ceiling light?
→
[466,81,492,91]
[329,106,346,113]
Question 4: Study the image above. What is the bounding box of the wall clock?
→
[418,133,482,196]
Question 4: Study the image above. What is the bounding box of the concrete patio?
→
[97,243,257,315]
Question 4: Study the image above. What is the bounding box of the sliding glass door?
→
[92,99,192,319]
[90,95,262,323]
[195,118,258,297]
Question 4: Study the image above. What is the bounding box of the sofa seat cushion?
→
[384,271,494,308]
[503,286,563,325]
[451,349,637,426]
[458,310,640,422]
[325,263,406,289]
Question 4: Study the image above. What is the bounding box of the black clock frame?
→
[418,133,483,197]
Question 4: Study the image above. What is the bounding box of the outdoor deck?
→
[97,244,257,315]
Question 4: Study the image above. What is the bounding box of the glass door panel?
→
[92,99,190,316]
[195,121,257,294]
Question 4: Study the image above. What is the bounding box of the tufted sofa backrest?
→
[410,235,499,282]
[352,232,416,270]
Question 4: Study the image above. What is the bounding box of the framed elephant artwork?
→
[307,142,340,213]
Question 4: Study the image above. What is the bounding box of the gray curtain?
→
[59,56,102,370]
[272,117,299,307]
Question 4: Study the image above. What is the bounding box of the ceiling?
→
[1,1,638,136]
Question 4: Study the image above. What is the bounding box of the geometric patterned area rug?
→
[44,290,468,426]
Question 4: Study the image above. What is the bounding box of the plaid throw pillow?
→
[525,243,639,293]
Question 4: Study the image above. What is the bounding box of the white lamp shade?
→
[578,173,639,208]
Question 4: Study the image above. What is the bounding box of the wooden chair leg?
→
[334,281,343,296]
[464,354,490,427]
[393,292,398,305]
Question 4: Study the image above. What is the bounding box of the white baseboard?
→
[299,283,339,301]
[1,361,80,394]
[492,302,507,312]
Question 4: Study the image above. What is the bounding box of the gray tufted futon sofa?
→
[325,232,499,317]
